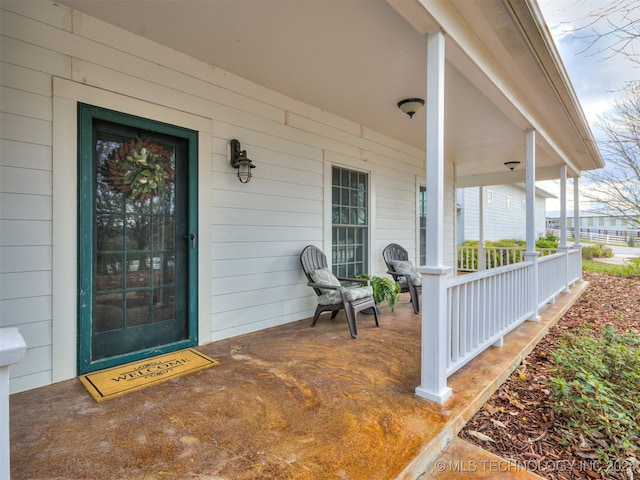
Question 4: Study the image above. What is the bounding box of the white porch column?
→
[559,165,570,292]
[524,130,540,321]
[559,165,567,249]
[573,177,583,282]
[478,186,486,270]
[415,28,452,404]
[1,328,26,480]
[573,177,581,248]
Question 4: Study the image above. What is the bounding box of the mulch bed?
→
[459,271,640,480]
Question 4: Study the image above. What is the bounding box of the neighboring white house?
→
[457,184,553,244]
[0,0,603,400]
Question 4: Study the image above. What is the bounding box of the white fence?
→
[444,247,581,377]
[548,228,639,247]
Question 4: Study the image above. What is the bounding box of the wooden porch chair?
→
[300,245,379,338]
[382,243,422,314]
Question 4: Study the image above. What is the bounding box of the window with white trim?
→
[331,166,368,277]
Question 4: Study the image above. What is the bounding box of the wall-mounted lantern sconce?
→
[229,139,255,183]
[504,161,521,172]
[397,98,425,118]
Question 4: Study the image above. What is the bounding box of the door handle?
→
[185,233,197,248]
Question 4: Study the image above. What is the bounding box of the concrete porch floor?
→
[10,282,586,480]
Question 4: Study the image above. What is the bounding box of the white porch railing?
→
[446,262,534,375]
[537,252,565,307]
[537,249,583,307]
[444,247,582,377]
[568,249,582,285]
[457,246,557,272]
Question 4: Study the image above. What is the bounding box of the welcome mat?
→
[79,349,218,402]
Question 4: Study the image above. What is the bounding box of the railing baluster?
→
[446,259,545,375]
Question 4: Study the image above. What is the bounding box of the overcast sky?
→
[540,0,638,127]
[538,0,639,215]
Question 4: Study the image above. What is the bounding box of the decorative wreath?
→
[104,138,175,201]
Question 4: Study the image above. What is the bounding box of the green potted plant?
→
[357,274,401,312]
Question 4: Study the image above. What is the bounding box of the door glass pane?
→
[96,214,124,251]
[153,287,175,322]
[95,293,123,333]
[126,214,151,251]
[126,290,151,326]
[152,216,174,251]
[96,253,124,292]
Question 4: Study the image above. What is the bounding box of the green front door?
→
[78,105,198,374]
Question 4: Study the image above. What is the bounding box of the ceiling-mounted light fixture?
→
[229,139,255,183]
[504,161,521,172]
[397,98,425,118]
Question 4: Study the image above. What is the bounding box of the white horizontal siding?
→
[444,160,456,269]
[0,246,52,273]
[1,62,53,97]
[1,296,52,327]
[7,369,51,394]
[211,269,305,296]
[9,320,51,350]
[1,86,52,121]
[0,193,51,220]
[460,185,548,242]
[0,220,51,246]
[375,185,417,272]
[0,166,52,195]
[1,113,51,145]
[0,139,52,170]
[0,36,71,78]
[6,345,51,382]
[0,1,444,392]
[0,271,51,300]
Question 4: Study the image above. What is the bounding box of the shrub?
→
[486,238,525,248]
[535,238,558,249]
[461,240,479,247]
[620,257,640,278]
[548,326,640,472]
[582,244,614,260]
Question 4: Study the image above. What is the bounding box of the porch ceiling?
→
[59,0,602,186]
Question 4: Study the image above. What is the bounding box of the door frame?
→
[52,78,213,382]
[77,104,199,374]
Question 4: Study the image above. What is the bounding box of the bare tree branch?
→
[560,0,640,64]
[583,81,640,229]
